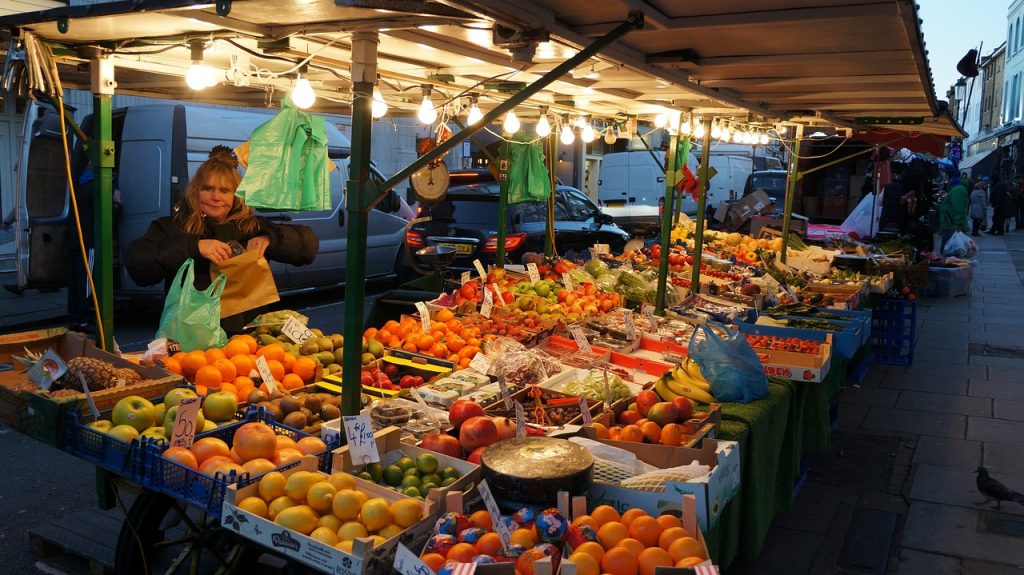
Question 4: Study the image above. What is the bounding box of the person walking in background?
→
[990,176,1011,235]
[970,181,988,236]
[940,169,969,250]
[1014,177,1024,231]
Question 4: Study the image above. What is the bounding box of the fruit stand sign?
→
[478,479,511,550]
[569,325,592,354]
[171,396,201,448]
[642,304,659,331]
[480,288,494,318]
[603,369,612,406]
[469,352,491,374]
[623,309,636,340]
[578,398,592,425]
[26,349,66,391]
[593,243,610,255]
[490,283,507,305]
[514,401,525,437]
[395,543,437,575]
[527,262,541,284]
[496,376,513,410]
[255,356,278,394]
[461,271,472,285]
[562,273,574,291]
[342,415,380,463]
[77,373,101,420]
[415,302,432,334]
[473,259,487,281]
[281,317,315,345]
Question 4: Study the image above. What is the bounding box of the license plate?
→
[439,243,473,255]
[605,201,626,208]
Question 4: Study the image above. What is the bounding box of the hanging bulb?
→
[693,122,705,138]
[371,87,388,119]
[654,113,668,128]
[580,123,596,143]
[604,127,616,145]
[536,114,551,137]
[466,103,483,125]
[291,76,316,109]
[710,122,722,139]
[186,63,217,90]
[719,128,730,143]
[560,123,575,145]
[503,110,520,134]
[777,124,787,135]
[759,133,770,145]
[680,118,692,134]
[418,94,437,124]
[731,129,743,143]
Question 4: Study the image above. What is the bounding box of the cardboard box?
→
[749,216,807,239]
[0,327,68,365]
[580,437,740,530]
[714,191,773,230]
[222,456,435,575]
[748,340,833,383]
[589,403,722,446]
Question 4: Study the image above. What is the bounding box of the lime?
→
[419,482,438,497]
[415,453,439,475]
[401,475,421,489]
[395,456,416,472]
[421,474,442,488]
[440,466,461,480]
[356,471,373,482]
[366,462,384,482]
[440,476,458,487]
[402,486,421,498]
[403,466,420,477]
[382,465,404,487]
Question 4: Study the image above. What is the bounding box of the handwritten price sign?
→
[342,415,379,463]
[255,356,278,394]
[171,397,201,448]
[281,317,315,345]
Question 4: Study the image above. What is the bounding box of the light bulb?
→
[291,77,316,109]
[731,130,743,143]
[503,110,520,134]
[371,88,388,119]
[536,114,551,137]
[467,103,483,125]
[418,95,437,124]
[186,63,216,90]
[777,124,787,135]
[603,128,616,145]
[693,123,705,138]
[654,113,668,128]
[581,124,596,143]
[759,133,770,145]
[560,124,575,145]
[710,122,722,139]
[681,119,692,134]
[719,129,730,143]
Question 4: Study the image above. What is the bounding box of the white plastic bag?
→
[840,194,881,239]
[942,230,978,258]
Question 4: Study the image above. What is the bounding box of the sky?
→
[919,0,1009,99]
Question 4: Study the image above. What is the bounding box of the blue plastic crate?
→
[869,299,916,366]
[64,411,150,483]
[735,313,864,359]
[846,354,871,385]
[145,408,339,516]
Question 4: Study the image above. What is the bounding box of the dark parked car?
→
[405,183,629,268]
[743,169,789,205]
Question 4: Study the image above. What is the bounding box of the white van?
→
[597,150,752,235]
[13,102,409,302]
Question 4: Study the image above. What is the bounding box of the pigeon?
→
[976,466,1024,509]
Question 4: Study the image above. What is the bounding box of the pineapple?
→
[14,348,141,391]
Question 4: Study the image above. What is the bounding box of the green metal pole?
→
[497,141,511,266]
[91,94,114,351]
[341,32,378,417]
[544,133,557,257]
[781,124,804,264]
[691,119,713,291]
[655,114,680,314]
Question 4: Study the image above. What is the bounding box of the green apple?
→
[163,388,199,409]
[88,420,113,433]
[153,402,166,424]
[163,404,206,437]
[111,396,157,432]
[202,419,218,432]
[202,391,239,423]
[140,426,168,445]
[107,424,140,443]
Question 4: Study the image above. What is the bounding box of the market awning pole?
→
[341,31,378,418]
[655,113,680,314]
[496,140,510,266]
[781,124,804,264]
[544,133,557,257]
[89,55,115,351]
[691,118,713,291]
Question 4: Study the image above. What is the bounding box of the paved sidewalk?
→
[0,271,68,329]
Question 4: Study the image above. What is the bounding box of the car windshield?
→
[425,198,497,224]
[751,174,787,192]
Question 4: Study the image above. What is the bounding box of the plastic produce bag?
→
[840,193,881,239]
[688,322,768,403]
[235,98,331,211]
[506,136,552,204]
[942,230,978,258]
[155,259,228,352]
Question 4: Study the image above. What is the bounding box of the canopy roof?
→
[0,0,965,139]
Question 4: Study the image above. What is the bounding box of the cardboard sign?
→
[342,415,380,463]
[490,283,506,305]
[255,356,278,394]
[527,262,541,284]
[27,350,66,391]
[603,369,612,406]
[170,396,201,448]
[515,401,526,437]
[481,288,494,318]
[78,373,100,420]
[568,325,592,354]
[562,273,574,292]
[461,271,472,285]
[281,317,315,345]
[469,352,491,375]
[478,479,512,550]
[415,302,432,334]
[473,259,487,281]
[642,304,659,331]
[394,544,439,575]
[496,377,513,410]
[623,309,636,340]
[579,398,592,425]
[593,244,610,255]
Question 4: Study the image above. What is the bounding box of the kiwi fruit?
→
[283,411,307,429]
[280,396,301,414]
[320,404,340,421]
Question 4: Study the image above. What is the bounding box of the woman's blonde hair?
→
[174,148,259,235]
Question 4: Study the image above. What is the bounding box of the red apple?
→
[618,410,641,426]
[466,446,487,464]
[635,390,660,417]
[492,417,517,440]
[459,416,498,451]
[672,397,694,421]
[449,399,486,430]
[420,433,462,458]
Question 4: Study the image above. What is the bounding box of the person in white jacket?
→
[969,181,988,236]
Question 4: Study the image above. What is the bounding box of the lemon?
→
[326,472,356,492]
[334,540,354,554]
[377,524,403,539]
[309,526,340,546]
[361,497,392,531]
[268,495,297,520]
[338,520,369,541]
[275,505,319,535]
[284,471,323,503]
[258,471,287,502]
[390,498,423,528]
[306,481,337,513]
[318,514,343,531]
[236,496,268,519]
[331,489,362,521]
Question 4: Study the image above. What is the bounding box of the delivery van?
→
[597,150,752,235]
[13,101,408,302]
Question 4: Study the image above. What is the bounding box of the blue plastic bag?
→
[155,259,228,352]
[688,322,768,403]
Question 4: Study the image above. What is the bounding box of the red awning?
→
[852,129,950,156]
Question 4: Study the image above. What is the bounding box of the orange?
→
[659,423,684,447]
[296,436,328,455]
[615,538,645,558]
[628,516,662,548]
[231,354,256,378]
[421,554,447,573]
[234,422,278,461]
[234,334,258,354]
[181,350,208,379]
[510,527,538,548]
[281,373,304,391]
[446,543,477,563]
[212,358,237,382]
[601,547,638,575]
[265,359,285,382]
[416,335,435,352]
[568,551,600,575]
[363,327,378,340]
[591,505,621,527]
[281,352,296,373]
[620,508,647,529]
[591,422,610,439]
[619,425,643,443]
[190,437,230,465]
[195,365,224,389]
[640,421,661,443]
[223,339,250,359]
[242,458,277,477]
[219,382,238,396]
[163,446,198,469]
[171,351,187,363]
[273,448,305,466]
[636,547,672,575]
[162,357,182,375]
[657,527,690,551]
[256,343,286,362]
[667,537,706,562]
[435,308,455,323]
[469,509,492,530]
[276,436,298,451]
[655,514,683,532]
[573,541,605,563]
[291,357,318,382]
[474,531,502,556]
[233,375,255,391]
[597,521,629,550]
[675,557,704,568]
[194,384,208,397]
[572,515,599,531]
[205,347,227,364]
[198,455,233,476]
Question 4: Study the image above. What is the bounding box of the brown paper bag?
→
[212,249,280,318]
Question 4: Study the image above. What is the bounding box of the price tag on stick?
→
[497,376,513,410]
[642,304,659,331]
[479,479,512,550]
[527,262,541,284]
[515,401,526,437]
[255,356,278,394]
[394,544,439,575]
[569,325,592,354]
[481,288,494,318]
[461,271,472,285]
[469,352,491,374]
[342,415,380,463]
[473,259,487,281]
[281,317,315,345]
[562,273,574,292]
[603,369,612,406]
[490,283,506,305]
[415,301,432,334]
[579,398,592,425]
[78,373,100,421]
[170,396,201,448]
[623,309,636,340]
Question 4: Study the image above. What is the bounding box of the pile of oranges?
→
[364,309,488,367]
[161,334,319,401]
[587,421,692,447]
[161,421,328,477]
[566,505,708,575]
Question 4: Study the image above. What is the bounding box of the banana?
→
[684,358,711,386]
[670,363,712,394]
[664,372,716,404]
[654,376,682,401]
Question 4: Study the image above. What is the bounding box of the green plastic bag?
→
[155,259,228,352]
[507,136,552,204]
[235,98,331,211]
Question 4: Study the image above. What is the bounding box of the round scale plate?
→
[411,163,450,202]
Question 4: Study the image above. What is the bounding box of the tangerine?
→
[223,339,250,358]
[436,308,455,323]
[469,509,492,530]
[597,521,629,550]
[234,334,258,354]
[446,542,477,563]
[205,348,227,364]
[601,547,638,575]
[162,358,182,375]
[572,515,600,531]
[618,425,644,443]
[230,354,256,378]
[568,551,600,575]
[659,423,684,447]
[291,356,318,382]
[281,352,296,373]
[675,557,704,568]
[615,538,645,558]
[591,505,621,527]
[510,527,538,548]
[573,541,605,562]
[655,514,683,532]
[475,532,502,556]
[421,554,447,573]
[639,421,661,443]
[256,343,286,362]
[181,350,208,379]
[233,375,255,390]
[636,547,672,575]
[212,358,237,382]
[265,359,286,382]
[281,373,304,390]
[667,537,706,562]
[657,527,690,551]
[627,516,662,548]
[591,422,610,439]
[195,365,224,389]
[620,508,647,529]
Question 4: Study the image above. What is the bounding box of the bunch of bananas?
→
[654,358,717,405]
